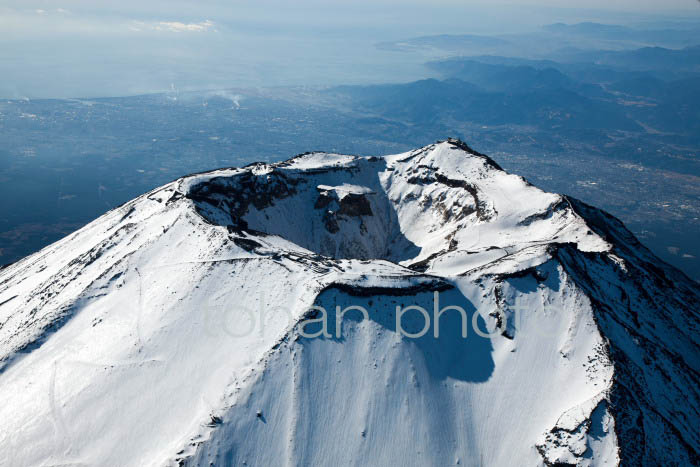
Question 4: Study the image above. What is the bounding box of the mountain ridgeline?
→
[0,140,697,465]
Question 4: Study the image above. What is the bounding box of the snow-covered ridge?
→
[0,139,697,466]
[180,139,609,268]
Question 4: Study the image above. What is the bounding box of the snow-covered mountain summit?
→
[0,139,697,466]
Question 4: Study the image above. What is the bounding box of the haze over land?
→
[0,2,699,281]
[2,1,699,97]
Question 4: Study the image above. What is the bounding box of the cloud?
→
[131,19,215,33]
[33,8,71,15]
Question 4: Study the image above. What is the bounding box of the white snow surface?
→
[0,140,697,466]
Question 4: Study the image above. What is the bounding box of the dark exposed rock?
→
[166,191,184,205]
[187,169,300,230]
[314,186,373,235]
[314,192,333,209]
[0,294,18,308]
[492,265,548,284]
[206,415,223,427]
[405,166,488,221]
[232,237,263,252]
[338,193,373,217]
[318,279,453,299]
[492,285,514,340]
[445,138,503,171]
[518,199,568,226]
[433,172,490,221]
[407,250,449,272]
[322,211,340,234]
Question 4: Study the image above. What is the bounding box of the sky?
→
[1,1,699,98]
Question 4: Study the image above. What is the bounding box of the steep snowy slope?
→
[0,139,697,466]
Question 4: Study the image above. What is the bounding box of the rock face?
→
[0,139,697,466]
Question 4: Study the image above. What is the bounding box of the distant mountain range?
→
[376,22,700,56]
[543,22,700,46]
